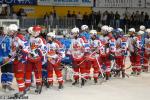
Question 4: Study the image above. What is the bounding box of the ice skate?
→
[58,83,64,90]
[72,80,79,85]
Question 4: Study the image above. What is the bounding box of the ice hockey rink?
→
[0,57,150,100]
[1,0,150,100]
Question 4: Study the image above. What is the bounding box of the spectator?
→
[144,12,149,27]
[115,11,120,28]
[20,9,27,18]
[83,12,89,25]
[102,11,108,25]
[107,12,111,25]
[96,11,101,27]
[16,8,27,26]
[44,12,49,20]
[71,11,76,19]
[123,9,131,27]
[0,6,7,17]
[76,12,83,27]
[0,8,7,19]
[110,11,114,27]
[130,12,135,27]
[49,12,54,27]
[12,11,18,19]
[67,10,72,18]
[134,11,140,26]
[17,8,27,19]
[44,12,49,26]
[53,10,57,19]
[89,11,96,26]
[140,12,144,25]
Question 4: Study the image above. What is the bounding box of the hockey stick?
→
[125,65,132,70]
[96,57,104,78]
[35,60,43,94]
[0,35,8,45]
[77,47,101,66]
[114,62,129,78]
[38,79,44,94]
[0,56,15,68]
[61,63,88,81]
[138,53,149,61]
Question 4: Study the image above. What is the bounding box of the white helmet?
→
[90,30,97,35]
[140,25,145,31]
[8,24,18,32]
[129,28,135,32]
[81,25,88,31]
[47,32,56,38]
[137,30,144,35]
[28,27,33,34]
[117,28,123,32]
[71,27,79,34]
[108,27,113,33]
[101,25,109,31]
[146,29,150,33]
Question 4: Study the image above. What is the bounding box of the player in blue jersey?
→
[0,26,14,92]
[80,25,91,40]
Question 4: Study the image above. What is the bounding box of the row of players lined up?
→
[0,24,149,97]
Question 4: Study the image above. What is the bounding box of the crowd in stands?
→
[0,6,150,30]
[43,9,150,29]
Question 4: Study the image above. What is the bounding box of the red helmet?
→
[33,25,42,32]
[32,25,42,37]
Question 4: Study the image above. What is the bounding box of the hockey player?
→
[79,25,91,80]
[99,25,109,43]
[46,31,64,89]
[115,28,124,39]
[128,28,136,73]
[86,30,102,83]
[143,29,150,72]
[107,27,116,53]
[9,24,29,97]
[26,27,35,88]
[59,33,72,61]
[25,25,43,93]
[128,28,143,75]
[80,25,91,40]
[99,41,111,80]
[114,44,125,78]
[139,25,148,71]
[106,27,117,74]
[0,26,14,92]
[115,32,129,78]
[114,37,128,78]
[135,30,144,74]
[68,27,86,86]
